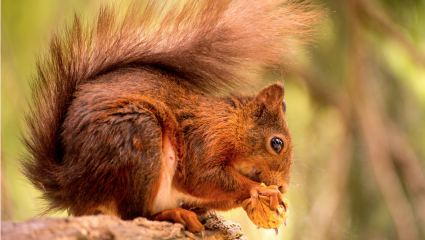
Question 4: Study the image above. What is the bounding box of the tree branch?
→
[1,212,247,240]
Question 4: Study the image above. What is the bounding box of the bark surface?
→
[1,211,247,240]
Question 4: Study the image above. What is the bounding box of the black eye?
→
[270,137,284,154]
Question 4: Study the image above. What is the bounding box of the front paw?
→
[249,183,285,212]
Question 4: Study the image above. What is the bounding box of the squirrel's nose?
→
[278,185,284,193]
[278,183,289,194]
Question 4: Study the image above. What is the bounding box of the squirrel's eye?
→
[270,137,284,154]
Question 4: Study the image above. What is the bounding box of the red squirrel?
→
[22,0,319,233]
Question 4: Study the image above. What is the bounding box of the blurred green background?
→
[2,0,425,239]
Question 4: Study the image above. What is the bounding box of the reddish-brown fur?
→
[22,0,320,232]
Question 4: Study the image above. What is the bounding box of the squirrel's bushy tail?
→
[22,0,321,214]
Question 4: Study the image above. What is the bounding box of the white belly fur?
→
[152,134,203,214]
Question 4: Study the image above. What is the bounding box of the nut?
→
[242,193,289,229]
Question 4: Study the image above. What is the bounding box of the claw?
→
[201,230,205,238]
[251,207,255,215]
[284,220,287,227]
[257,226,260,229]
[280,200,287,211]
[274,227,279,235]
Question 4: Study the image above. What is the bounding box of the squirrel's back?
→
[22,0,320,215]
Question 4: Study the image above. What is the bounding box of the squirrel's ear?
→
[255,83,285,111]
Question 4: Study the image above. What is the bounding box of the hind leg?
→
[62,96,173,220]
[151,208,204,233]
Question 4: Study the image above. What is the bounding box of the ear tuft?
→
[255,83,284,110]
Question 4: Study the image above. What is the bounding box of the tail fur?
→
[22,0,321,214]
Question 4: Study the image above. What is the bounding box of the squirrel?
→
[22,0,319,233]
